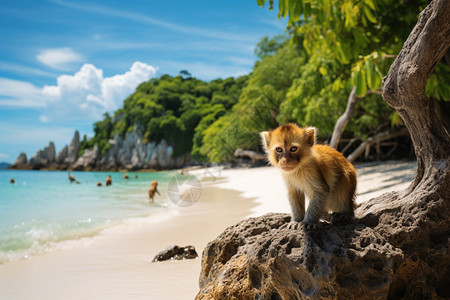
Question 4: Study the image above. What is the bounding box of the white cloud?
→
[0,62,157,122]
[39,115,50,123]
[0,78,46,107]
[37,47,83,70]
[0,62,57,78]
[42,61,157,120]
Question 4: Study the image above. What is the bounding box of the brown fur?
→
[260,123,356,229]
[148,180,160,203]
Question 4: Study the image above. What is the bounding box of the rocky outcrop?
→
[100,126,192,170]
[196,213,403,299]
[10,127,193,171]
[8,152,29,169]
[72,145,99,170]
[55,145,68,165]
[64,130,80,165]
[197,199,449,299]
[152,245,198,262]
[29,142,56,169]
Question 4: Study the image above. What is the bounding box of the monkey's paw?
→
[284,221,301,230]
[300,220,319,230]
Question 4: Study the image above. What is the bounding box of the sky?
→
[0,0,285,164]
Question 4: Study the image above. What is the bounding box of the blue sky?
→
[0,0,285,163]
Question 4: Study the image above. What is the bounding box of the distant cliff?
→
[8,128,193,171]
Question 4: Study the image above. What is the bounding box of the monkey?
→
[260,123,356,230]
[148,180,160,203]
[105,175,112,186]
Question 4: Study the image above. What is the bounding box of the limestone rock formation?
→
[152,245,198,262]
[100,126,192,170]
[196,213,405,299]
[64,130,80,165]
[72,145,99,170]
[55,145,68,165]
[29,142,56,169]
[9,152,29,169]
[10,128,193,171]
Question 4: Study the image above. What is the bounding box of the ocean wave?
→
[0,207,179,264]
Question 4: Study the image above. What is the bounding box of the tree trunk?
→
[358,1,450,297]
[329,86,357,149]
[329,88,382,150]
[381,0,450,196]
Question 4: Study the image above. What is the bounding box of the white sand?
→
[0,160,416,299]
[192,160,417,216]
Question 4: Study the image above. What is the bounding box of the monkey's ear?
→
[260,131,271,151]
[305,127,316,146]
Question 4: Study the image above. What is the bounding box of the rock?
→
[72,145,99,170]
[196,213,403,299]
[9,152,29,169]
[56,145,68,165]
[152,245,198,262]
[29,142,56,169]
[64,130,80,165]
[98,125,193,170]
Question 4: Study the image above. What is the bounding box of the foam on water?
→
[0,170,177,264]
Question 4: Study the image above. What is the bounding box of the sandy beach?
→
[0,160,416,299]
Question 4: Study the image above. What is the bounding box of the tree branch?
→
[346,128,409,163]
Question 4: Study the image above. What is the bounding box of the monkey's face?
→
[271,143,302,171]
[260,123,315,172]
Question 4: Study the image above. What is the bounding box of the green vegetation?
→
[81,1,449,164]
[80,73,248,159]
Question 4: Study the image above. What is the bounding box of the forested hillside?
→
[78,73,248,162]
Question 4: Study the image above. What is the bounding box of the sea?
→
[0,169,178,264]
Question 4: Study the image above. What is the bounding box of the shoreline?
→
[0,160,416,299]
[0,178,257,299]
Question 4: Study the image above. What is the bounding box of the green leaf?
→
[288,0,303,21]
[355,70,367,97]
[364,6,377,23]
[256,0,265,7]
[278,0,288,18]
[364,59,380,90]
[363,0,376,10]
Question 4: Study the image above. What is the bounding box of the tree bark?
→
[382,0,450,196]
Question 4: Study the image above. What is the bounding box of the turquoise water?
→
[0,170,175,263]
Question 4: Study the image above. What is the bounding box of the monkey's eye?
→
[290,146,298,152]
[275,147,283,153]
